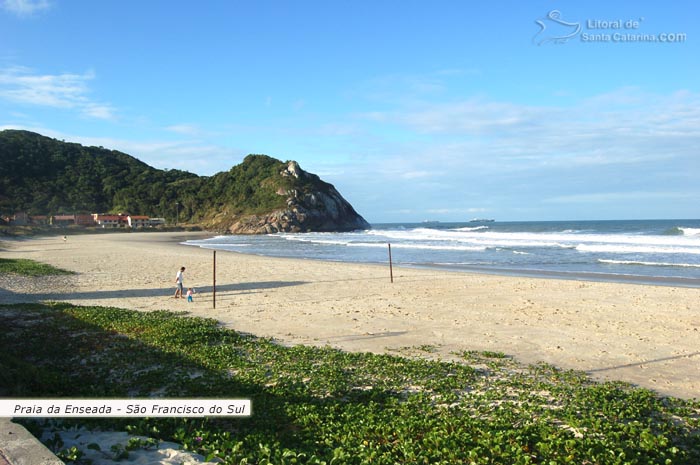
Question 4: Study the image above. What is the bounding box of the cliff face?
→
[225,161,370,234]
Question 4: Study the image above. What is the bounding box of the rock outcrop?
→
[226,161,370,234]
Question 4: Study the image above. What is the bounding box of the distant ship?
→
[468,218,495,223]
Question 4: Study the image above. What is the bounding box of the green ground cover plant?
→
[1,302,698,464]
[0,258,74,276]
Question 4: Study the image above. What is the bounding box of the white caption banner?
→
[1,399,251,417]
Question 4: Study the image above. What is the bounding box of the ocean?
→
[184,219,700,287]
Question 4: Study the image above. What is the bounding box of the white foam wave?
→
[347,242,487,252]
[279,233,357,246]
[365,227,700,254]
[449,226,490,232]
[377,228,692,243]
[395,243,486,252]
[278,233,488,252]
[578,244,700,255]
[599,259,700,268]
[680,227,700,236]
[183,236,227,245]
[286,237,357,246]
[191,227,700,260]
[184,240,250,248]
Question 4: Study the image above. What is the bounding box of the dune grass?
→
[2,302,699,464]
[0,257,73,276]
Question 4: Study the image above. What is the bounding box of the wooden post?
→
[213,250,217,309]
[388,243,394,283]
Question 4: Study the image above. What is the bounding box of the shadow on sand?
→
[587,352,700,374]
[0,280,308,303]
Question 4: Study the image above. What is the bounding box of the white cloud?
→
[426,207,487,215]
[359,88,700,171]
[82,103,117,120]
[399,170,437,180]
[315,122,361,137]
[322,83,700,220]
[67,136,244,174]
[0,124,247,175]
[543,191,697,204]
[1,0,50,16]
[387,99,554,135]
[165,123,204,136]
[0,66,116,120]
[0,123,54,133]
[351,69,481,104]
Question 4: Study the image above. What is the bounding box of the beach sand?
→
[1,231,699,400]
[39,428,218,465]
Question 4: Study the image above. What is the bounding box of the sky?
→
[1,0,698,223]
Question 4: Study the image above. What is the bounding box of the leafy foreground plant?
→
[2,302,699,464]
[0,258,74,276]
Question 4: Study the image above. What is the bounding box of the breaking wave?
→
[184,220,700,284]
[599,259,700,269]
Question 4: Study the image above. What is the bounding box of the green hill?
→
[0,130,369,233]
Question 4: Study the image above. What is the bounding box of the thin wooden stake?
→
[388,243,394,283]
[213,250,217,309]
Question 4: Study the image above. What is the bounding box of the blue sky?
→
[1,0,698,222]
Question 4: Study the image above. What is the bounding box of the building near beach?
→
[127,215,150,228]
[93,214,129,228]
[147,217,166,227]
[9,212,30,225]
[52,214,96,226]
[5,211,160,228]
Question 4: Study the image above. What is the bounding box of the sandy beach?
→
[1,231,699,400]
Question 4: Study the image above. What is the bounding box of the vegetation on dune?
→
[0,258,74,276]
[2,302,699,464]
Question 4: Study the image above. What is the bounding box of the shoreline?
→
[182,238,700,290]
[416,263,700,289]
[179,221,700,290]
[1,231,699,400]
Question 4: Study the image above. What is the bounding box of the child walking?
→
[186,288,195,303]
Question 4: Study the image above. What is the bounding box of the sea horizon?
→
[184,218,700,288]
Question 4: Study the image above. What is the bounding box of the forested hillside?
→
[0,130,198,220]
[0,130,369,233]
